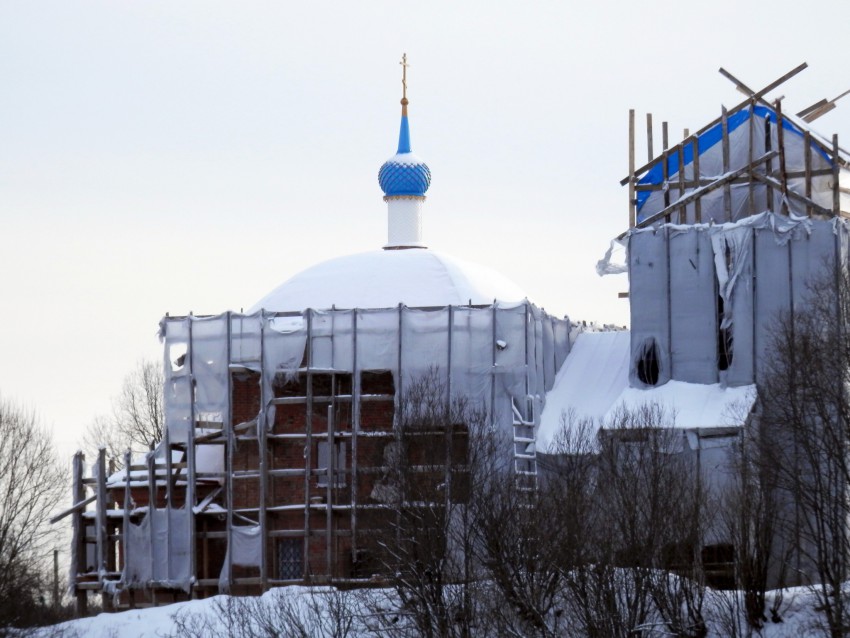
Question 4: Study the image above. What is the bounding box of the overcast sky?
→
[1,1,848,459]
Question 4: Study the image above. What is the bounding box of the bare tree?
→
[719,410,791,633]
[0,397,65,630]
[82,359,164,465]
[756,265,850,638]
[365,369,496,638]
[556,404,710,638]
[469,411,598,637]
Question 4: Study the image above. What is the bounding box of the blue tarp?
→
[636,105,832,218]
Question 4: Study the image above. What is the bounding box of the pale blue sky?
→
[1,0,848,454]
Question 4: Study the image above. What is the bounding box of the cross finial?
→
[400,53,410,113]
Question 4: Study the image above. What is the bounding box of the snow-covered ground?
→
[39,584,835,637]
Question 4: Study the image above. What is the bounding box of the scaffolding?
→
[62,301,569,611]
[624,63,850,231]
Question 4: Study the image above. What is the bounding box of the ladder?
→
[511,397,537,492]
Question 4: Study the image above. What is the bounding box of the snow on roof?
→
[537,330,631,451]
[107,441,224,488]
[537,329,757,452]
[604,381,756,431]
[249,248,528,313]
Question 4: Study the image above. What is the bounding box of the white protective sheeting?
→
[154,300,570,587]
[248,249,528,312]
[218,525,262,593]
[124,508,191,591]
[537,331,630,451]
[626,213,849,389]
[161,303,569,443]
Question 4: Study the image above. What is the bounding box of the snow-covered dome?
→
[249,249,527,313]
[249,56,525,314]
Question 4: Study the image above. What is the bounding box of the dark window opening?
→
[717,295,733,371]
[277,538,303,580]
[361,370,395,395]
[636,339,660,386]
[312,373,334,397]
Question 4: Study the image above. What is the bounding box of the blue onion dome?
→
[378,95,431,197]
[379,152,431,197]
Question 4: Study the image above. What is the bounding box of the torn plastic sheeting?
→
[160,302,569,453]
[711,225,752,330]
[230,313,263,368]
[596,238,628,276]
[218,525,262,593]
[725,227,755,387]
[123,508,191,592]
[191,315,230,421]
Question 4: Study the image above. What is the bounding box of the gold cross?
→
[400,53,409,101]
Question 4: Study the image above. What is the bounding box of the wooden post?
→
[834,134,841,216]
[692,135,702,223]
[804,131,813,217]
[776,99,789,216]
[72,452,87,616]
[721,106,732,221]
[96,448,108,608]
[629,109,636,227]
[646,113,654,162]
[751,228,758,384]
[350,309,359,569]
[663,122,670,222]
[677,142,686,223]
[146,448,156,588]
[395,305,404,552]
[748,99,756,214]
[164,422,172,580]
[303,309,313,578]
[445,306,454,507]
[257,312,268,590]
[490,304,497,423]
[122,450,131,600]
[186,318,198,594]
[224,362,234,590]
[764,111,773,212]
[326,404,334,578]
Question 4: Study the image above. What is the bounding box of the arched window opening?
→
[636,338,660,386]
